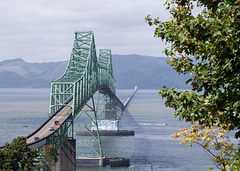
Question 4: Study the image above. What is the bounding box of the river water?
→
[0,88,228,171]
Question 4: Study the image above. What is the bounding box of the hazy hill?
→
[112,54,190,89]
[0,55,190,89]
[0,58,67,88]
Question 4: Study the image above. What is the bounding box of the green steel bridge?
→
[26,31,128,161]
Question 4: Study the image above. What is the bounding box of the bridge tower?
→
[25,31,125,169]
[47,31,123,167]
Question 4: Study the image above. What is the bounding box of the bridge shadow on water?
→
[118,108,153,170]
[77,90,217,171]
[119,108,185,171]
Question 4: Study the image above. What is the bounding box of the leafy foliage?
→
[41,145,59,171]
[230,145,240,170]
[146,0,240,137]
[0,137,59,171]
[0,136,38,170]
[172,124,237,170]
[146,0,240,170]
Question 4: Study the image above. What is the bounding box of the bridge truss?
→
[47,31,123,158]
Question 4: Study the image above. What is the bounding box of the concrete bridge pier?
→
[54,139,76,171]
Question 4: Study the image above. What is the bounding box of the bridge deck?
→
[27,101,73,147]
[26,86,136,149]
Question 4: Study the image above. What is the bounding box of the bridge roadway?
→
[26,87,137,149]
[27,100,73,148]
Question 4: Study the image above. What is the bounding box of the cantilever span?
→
[27,31,124,153]
[49,31,121,118]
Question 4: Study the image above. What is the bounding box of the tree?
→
[145,0,240,170]
[0,137,59,171]
[146,0,240,137]
[0,136,38,170]
[0,148,4,170]
[41,145,59,171]
[171,124,237,170]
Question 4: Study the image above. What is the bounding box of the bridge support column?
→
[54,139,76,171]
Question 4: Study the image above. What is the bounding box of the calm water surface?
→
[0,88,223,171]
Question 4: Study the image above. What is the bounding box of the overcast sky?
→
[0,0,170,62]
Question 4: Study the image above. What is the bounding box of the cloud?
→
[0,0,170,62]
